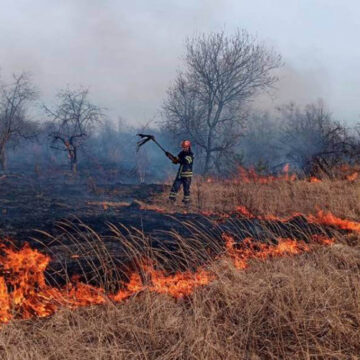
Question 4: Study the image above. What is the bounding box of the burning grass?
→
[0,216,355,359]
[0,237,359,359]
[2,175,360,359]
[153,175,360,220]
[0,218,335,325]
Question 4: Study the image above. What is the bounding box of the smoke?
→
[7,120,178,183]
[1,1,359,178]
[251,64,331,114]
[0,0,231,124]
[1,0,356,125]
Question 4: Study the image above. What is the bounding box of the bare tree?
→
[162,29,282,174]
[279,101,353,177]
[44,88,103,173]
[0,72,38,170]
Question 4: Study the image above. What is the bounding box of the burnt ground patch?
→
[0,174,169,243]
[0,174,344,288]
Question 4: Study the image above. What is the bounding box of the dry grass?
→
[1,239,360,360]
[1,178,360,359]
[154,177,360,219]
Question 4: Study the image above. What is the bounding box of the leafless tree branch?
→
[162,29,282,174]
[44,88,103,173]
[0,72,38,170]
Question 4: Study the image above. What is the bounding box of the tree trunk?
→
[203,149,212,175]
[71,160,77,174]
[0,145,6,171]
[203,127,214,175]
[71,147,77,174]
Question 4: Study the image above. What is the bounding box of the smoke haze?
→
[0,0,359,125]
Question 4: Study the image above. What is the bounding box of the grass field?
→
[154,176,360,219]
[1,177,360,359]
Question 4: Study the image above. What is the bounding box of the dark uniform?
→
[168,149,194,204]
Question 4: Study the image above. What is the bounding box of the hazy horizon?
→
[0,0,359,126]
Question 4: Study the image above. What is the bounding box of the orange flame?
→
[307,210,360,233]
[310,177,321,183]
[236,165,297,184]
[0,227,335,325]
[235,205,255,219]
[346,172,358,182]
[222,234,312,269]
[234,204,360,234]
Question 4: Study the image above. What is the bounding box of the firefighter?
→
[166,140,194,205]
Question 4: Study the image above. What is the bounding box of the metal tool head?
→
[136,133,155,152]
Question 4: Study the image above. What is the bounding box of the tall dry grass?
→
[1,237,359,359]
[1,178,360,359]
[153,177,360,219]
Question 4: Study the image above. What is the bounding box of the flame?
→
[142,263,215,298]
[307,210,360,233]
[311,234,335,245]
[346,172,358,182]
[233,204,360,234]
[200,165,358,185]
[235,205,255,219]
[236,165,298,184]
[0,277,11,323]
[0,227,335,325]
[223,234,312,269]
[334,164,359,181]
[339,163,358,181]
[310,176,321,183]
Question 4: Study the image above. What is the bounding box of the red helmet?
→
[181,140,191,149]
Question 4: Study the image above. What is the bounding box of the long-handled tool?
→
[136,133,178,162]
[136,134,167,154]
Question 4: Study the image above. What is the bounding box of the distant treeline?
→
[2,29,360,181]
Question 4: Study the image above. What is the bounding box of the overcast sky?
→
[0,0,359,125]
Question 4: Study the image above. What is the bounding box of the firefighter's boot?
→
[182,196,190,208]
[169,192,177,204]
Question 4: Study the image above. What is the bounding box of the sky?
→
[0,0,359,126]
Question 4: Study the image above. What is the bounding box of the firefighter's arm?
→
[165,152,179,164]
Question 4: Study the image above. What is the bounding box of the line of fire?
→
[1,15,360,358]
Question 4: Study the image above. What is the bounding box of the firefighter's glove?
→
[166,152,177,163]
